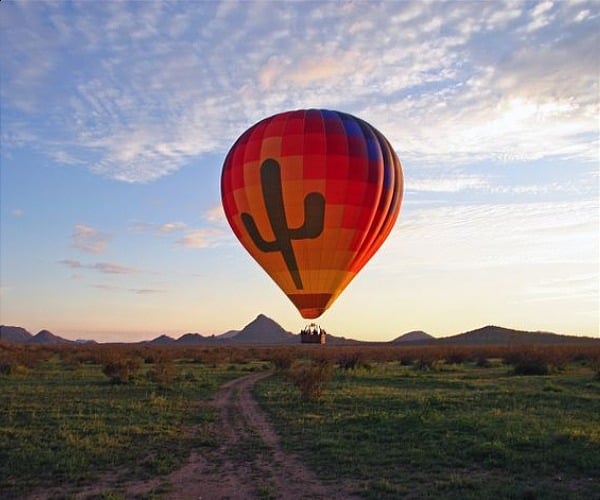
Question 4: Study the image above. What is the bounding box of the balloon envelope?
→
[221,109,403,319]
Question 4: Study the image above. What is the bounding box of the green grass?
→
[255,362,600,499]
[2,344,598,499]
[0,356,260,497]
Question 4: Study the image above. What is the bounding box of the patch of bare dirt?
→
[162,371,359,499]
[28,372,359,499]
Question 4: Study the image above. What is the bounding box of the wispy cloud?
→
[93,262,137,274]
[59,259,84,269]
[90,284,165,294]
[129,209,227,247]
[1,1,597,182]
[520,273,599,303]
[130,221,188,234]
[158,222,187,233]
[524,0,555,33]
[129,288,164,295]
[406,175,488,193]
[71,224,111,254]
[204,205,227,225]
[177,229,224,249]
[90,283,120,291]
[60,259,138,274]
[385,199,598,272]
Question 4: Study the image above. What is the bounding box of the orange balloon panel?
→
[221,109,403,319]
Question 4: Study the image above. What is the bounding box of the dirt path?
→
[34,371,358,499]
[163,371,359,499]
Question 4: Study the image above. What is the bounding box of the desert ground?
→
[1,342,599,498]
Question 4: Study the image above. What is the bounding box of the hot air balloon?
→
[221,109,403,319]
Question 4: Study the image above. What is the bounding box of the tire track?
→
[166,371,359,499]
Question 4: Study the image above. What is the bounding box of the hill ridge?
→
[2,320,597,345]
[435,324,597,345]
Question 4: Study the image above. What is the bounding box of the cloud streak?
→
[129,288,164,295]
[71,224,111,254]
[406,175,489,193]
[60,259,138,274]
[130,221,188,234]
[177,229,224,249]
[385,199,598,272]
[129,208,228,248]
[90,284,165,294]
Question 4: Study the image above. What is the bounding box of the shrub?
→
[286,359,333,399]
[503,347,566,376]
[146,360,176,385]
[476,356,491,368]
[445,348,470,365]
[414,350,443,371]
[269,349,295,372]
[591,354,600,380]
[512,355,550,376]
[0,360,29,376]
[0,361,13,375]
[398,353,416,366]
[102,357,141,384]
[337,350,363,371]
[59,351,81,371]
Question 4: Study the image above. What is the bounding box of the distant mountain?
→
[218,329,240,339]
[175,333,211,345]
[28,330,72,345]
[323,334,362,345]
[146,317,295,345]
[141,316,356,345]
[392,330,434,344]
[3,320,596,346]
[1,326,73,345]
[230,314,296,344]
[146,315,353,345]
[149,334,176,345]
[436,325,599,346]
[0,325,33,343]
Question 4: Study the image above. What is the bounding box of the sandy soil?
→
[29,372,359,499]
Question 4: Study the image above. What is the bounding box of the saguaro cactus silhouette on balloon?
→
[241,159,326,290]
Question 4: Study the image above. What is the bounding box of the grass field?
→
[256,356,600,499]
[1,343,599,498]
[0,345,265,497]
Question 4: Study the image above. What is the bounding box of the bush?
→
[286,359,333,399]
[0,360,29,376]
[414,351,443,371]
[0,361,13,375]
[512,355,550,376]
[398,353,416,366]
[269,349,295,372]
[504,347,559,376]
[445,349,469,365]
[146,360,176,385]
[337,351,363,371]
[476,356,491,368]
[102,357,141,384]
[590,354,600,380]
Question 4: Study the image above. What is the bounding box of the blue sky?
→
[1,0,598,341]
